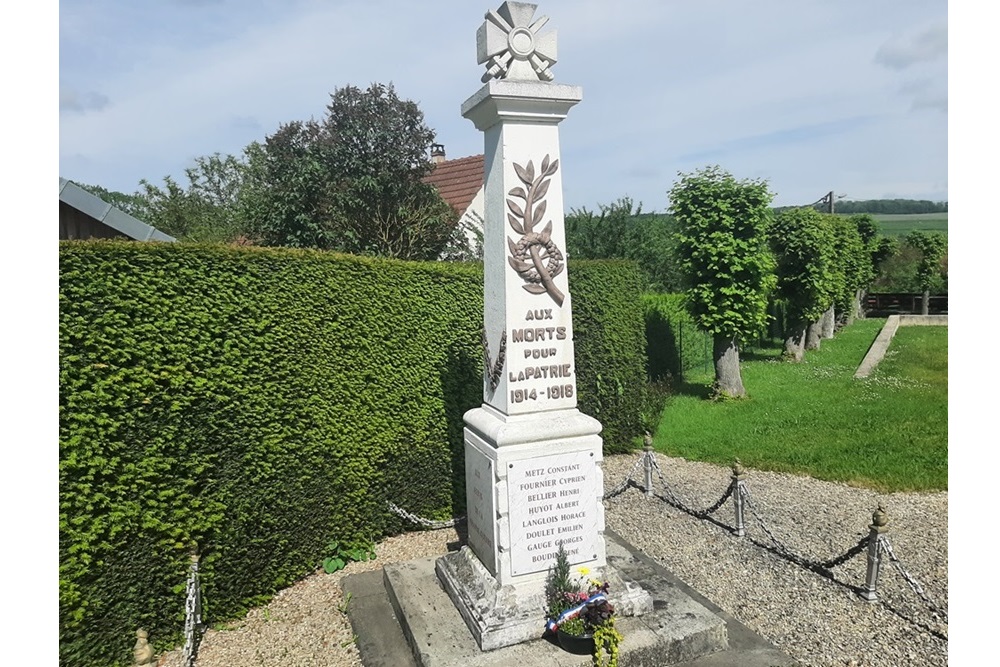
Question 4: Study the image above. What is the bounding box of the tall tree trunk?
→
[821,304,835,339]
[922,289,930,315]
[783,325,806,362]
[805,319,822,350]
[713,334,746,398]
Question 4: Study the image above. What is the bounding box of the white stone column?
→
[436,2,608,651]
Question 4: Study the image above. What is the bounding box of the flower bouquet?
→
[544,544,623,666]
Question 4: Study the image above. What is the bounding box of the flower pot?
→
[557,628,595,655]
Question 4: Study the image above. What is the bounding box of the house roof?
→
[422,154,484,216]
[59,177,176,242]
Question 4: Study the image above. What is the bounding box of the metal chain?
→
[602,451,648,500]
[741,486,869,570]
[182,560,202,667]
[879,536,948,621]
[649,456,733,516]
[388,501,464,529]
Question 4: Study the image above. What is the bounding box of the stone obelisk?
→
[436,1,607,651]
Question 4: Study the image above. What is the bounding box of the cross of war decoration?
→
[477,2,558,82]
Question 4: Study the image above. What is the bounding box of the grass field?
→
[871,212,948,237]
[654,319,947,492]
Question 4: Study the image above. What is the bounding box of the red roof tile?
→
[423,154,484,216]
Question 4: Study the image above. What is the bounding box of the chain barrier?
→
[182,551,203,667]
[388,501,464,529]
[602,451,648,500]
[740,485,870,570]
[879,536,948,622]
[648,456,734,517]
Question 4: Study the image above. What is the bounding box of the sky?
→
[58,0,949,212]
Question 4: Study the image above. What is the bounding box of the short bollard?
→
[133,628,155,666]
[643,432,654,498]
[860,504,889,601]
[731,458,746,537]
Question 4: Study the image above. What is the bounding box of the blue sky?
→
[58,0,948,211]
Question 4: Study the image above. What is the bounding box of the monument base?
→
[368,530,735,667]
[436,542,655,651]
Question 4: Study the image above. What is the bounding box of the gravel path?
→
[159,453,947,667]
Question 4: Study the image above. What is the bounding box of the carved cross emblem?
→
[477,2,558,83]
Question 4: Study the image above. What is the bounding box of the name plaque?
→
[507,450,598,575]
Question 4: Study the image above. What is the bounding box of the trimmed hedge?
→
[642,293,713,382]
[570,261,650,452]
[59,242,648,666]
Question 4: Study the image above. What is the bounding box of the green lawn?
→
[655,319,947,492]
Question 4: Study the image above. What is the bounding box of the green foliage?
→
[322,539,376,574]
[545,542,575,619]
[240,83,463,259]
[826,214,870,318]
[59,242,645,666]
[770,208,837,332]
[642,293,713,382]
[904,231,948,293]
[668,166,777,344]
[139,153,250,243]
[564,198,682,292]
[593,619,623,667]
[657,319,947,492]
[568,261,651,452]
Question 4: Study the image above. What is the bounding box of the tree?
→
[564,197,681,292]
[240,83,463,260]
[905,231,948,314]
[770,208,835,361]
[73,183,148,220]
[138,152,250,243]
[668,166,776,398]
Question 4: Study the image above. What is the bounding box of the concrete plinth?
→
[378,531,728,667]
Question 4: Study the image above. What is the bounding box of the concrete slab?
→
[342,531,799,667]
[343,530,796,667]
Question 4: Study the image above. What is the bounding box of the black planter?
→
[556,628,595,655]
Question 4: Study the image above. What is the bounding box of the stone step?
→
[342,529,798,667]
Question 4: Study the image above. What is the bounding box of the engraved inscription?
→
[508,451,598,575]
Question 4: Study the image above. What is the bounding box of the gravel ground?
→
[158,453,947,667]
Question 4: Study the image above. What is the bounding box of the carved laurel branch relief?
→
[506,155,565,306]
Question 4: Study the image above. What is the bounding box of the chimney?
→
[431,143,446,164]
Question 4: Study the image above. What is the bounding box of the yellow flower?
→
[577,567,590,576]
[590,578,602,587]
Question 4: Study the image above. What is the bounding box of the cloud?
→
[900,78,948,112]
[876,22,947,70]
[59,89,110,113]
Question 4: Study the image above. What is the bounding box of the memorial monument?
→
[435,1,647,650]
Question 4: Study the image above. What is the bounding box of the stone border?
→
[853,314,948,379]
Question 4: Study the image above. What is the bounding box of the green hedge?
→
[642,293,713,382]
[568,261,649,453]
[59,242,648,666]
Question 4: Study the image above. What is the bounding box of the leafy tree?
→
[668,166,776,398]
[770,208,835,361]
[828,215,872,327]
[240,83,462,260]
[564,197,681,291]
[905,231,948,314]
[137,152,250,243]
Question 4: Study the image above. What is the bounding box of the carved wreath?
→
[506,155,565,306]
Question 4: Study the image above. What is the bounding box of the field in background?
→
[871,213,948,236]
